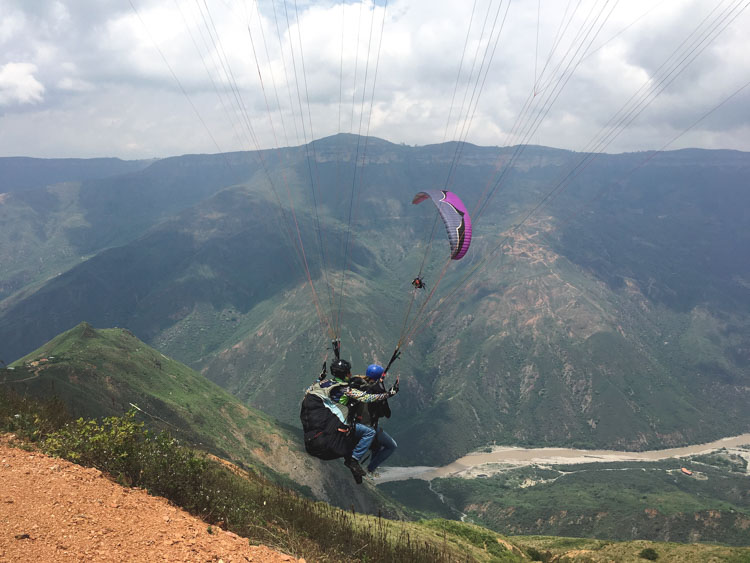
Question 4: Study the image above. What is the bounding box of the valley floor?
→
[377,433,750,482]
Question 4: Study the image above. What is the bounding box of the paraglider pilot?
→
[323,359,398,483]
[412,277,426,290]
[351,364,398,478]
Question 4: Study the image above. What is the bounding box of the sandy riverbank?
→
[376,433,750,483]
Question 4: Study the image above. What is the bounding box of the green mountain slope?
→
[198,144,750,464]
[4,384,749,561]
[0,156,153,302]
[0,156,153,193]
[1,137,749,468]
[0,153,260,304]
[4,322,398,514]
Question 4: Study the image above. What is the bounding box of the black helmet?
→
[330,358,352,378]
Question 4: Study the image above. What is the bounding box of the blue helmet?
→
[365,364,385,380]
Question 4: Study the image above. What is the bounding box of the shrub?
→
[526,546,551,562]
[639,547,659,560]
[0,387,68,441]
[43,409,151,482]
[1,391,476,562]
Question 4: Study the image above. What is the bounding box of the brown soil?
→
[0,437,303,562]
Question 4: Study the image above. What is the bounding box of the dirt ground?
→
[0,437,303,562]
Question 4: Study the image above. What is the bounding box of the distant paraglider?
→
[412,190,472,260]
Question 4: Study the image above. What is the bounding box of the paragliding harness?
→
[349,376,391,463]
[300,379,357,460]
[350,376,392,429]
[299,340,356,460]
[299,340,400,461]
[349,348,401,463]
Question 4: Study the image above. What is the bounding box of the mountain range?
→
[1,135,748,466]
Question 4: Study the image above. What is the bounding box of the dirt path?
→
[0,437,303,562]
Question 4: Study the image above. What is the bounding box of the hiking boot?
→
[344,457,366,484]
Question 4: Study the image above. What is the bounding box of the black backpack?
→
[300,381,357,460]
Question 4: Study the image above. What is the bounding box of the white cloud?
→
[0,0,749,157]
[0,8,25,44]
[0,62,45,105]
[57,76,94,92]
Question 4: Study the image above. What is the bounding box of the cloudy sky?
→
[1,0,749,159]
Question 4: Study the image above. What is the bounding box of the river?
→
[376,433,750,483]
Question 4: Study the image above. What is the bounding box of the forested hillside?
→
[1,136,748,465]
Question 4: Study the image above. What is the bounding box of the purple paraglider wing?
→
[412,190,472,260]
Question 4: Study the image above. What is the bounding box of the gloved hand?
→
[388,384,399,396]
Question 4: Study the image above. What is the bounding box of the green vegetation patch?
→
[421,519,524,561]
[5,323,305,488]
[514,536,750,563]
[429,459,750,546]
[377,479,457,519]
[0,387,526,562]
